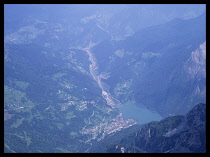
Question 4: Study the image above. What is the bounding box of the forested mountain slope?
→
[91,12,206,117]
[90,103,206,153]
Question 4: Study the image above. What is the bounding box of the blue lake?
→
[117,101,163,125]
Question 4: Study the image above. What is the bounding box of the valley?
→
[81,42,122,108]
[83,41,164,125]
[76,42,137,141]
[4,4,206,153]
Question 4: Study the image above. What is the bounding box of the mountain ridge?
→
[92,103,206,153]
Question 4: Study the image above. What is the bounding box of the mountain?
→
[4,27,139,152]
[92,103,206,153]
[4,4,205,40]
[4,4,206,153]
[91,12,206,117]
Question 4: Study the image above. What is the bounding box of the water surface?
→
[117,101,163,125]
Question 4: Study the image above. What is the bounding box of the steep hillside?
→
[103,103,206,153]
[91,12,206,117]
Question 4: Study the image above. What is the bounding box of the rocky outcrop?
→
[162,42,206,116]
[105,103,206,153]
[184,41,206,80]
[163,103,206,153]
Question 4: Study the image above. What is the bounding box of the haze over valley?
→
[4,4,206,153]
